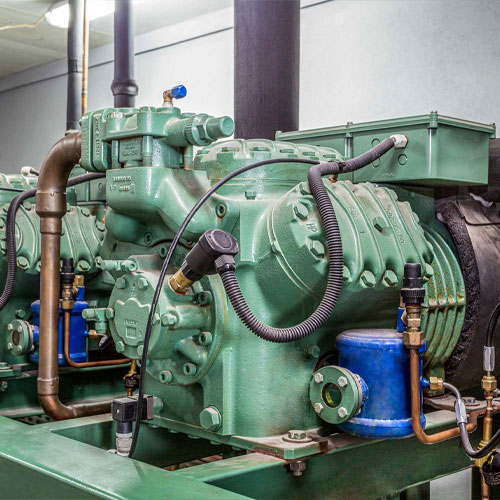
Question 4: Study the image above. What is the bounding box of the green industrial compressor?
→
[0,92,500,500]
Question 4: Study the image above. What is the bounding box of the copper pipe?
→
[63,311,129,368]
[35,132,113,420]
[81,0,88,115]
[410,349,477,443]
[479,394,493,500]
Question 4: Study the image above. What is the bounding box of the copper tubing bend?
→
[35,133,111,420]
[410,349,477,443]
[63,312,129,368]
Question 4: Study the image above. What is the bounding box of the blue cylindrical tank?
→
[30,287,89,365]
[336,329,425,438]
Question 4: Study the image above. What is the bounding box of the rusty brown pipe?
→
[35,133,112,420]
[63,311,129,368]
[410,349,477,443]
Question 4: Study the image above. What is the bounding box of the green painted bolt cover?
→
[81,208,91,217]
[15,309,26,319]
[159,370,173,384]
[105,308,115,319]
[199,406,221,431]
[0,362,9,370]
[305,345,320,359]
[309,365,363,425]
[424,263,434,279]
[161,314,177,326]
[245,189,257,200]
[183,362,197,376]
[360,270,376,288]
[137,344,144,356]
[115,341,125,353]
[78,260,90,272]
[17,256,29,269]
[383,270,398,287]
[293,202,309,220]
[115,277,126,289]
[299,182,311,195]
[196,291,212,305]
[96,221,106,232]
[342,266,351,282]
[137,278,148,290]
[310,240,325,258]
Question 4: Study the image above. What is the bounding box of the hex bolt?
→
[287,430,307,441]
[199,406,222,431]
[245,189,257,200]
[137,345,144,356]
[161,314,177,327]
[105,308,115,319]
[96,221,106,232]
[293,202,309,220]
[0,381,7,392]
[360,270,376,288]
[310,241,325,258]
[115,341,125,353]
[137,278,148,290]
[17,256,29,269]
[81,208,91,217]
[337,376,348,388]
[15,309,26,319]
[115,277,126,289]
[342,266,351,283]
[313,402,324,414]
[7,324,13,332]
[0,362,9,370]
[314,372,324,384]
[305,345,320,359]
[299,182,311,195]
[290,461,306,477]
[424,263,434,279]
[159,370,173,384]
[337,407,348,418]
[383,270,398,287]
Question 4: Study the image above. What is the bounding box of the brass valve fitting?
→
[482,375,498,392]
[429,376,444,391]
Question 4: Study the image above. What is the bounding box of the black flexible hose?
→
[0,172,105,313]
[219,137,397,343]
[128,135,400,457]
[443,381,500,459]
[486,301,500,348]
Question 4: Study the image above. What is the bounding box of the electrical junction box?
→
[276,112,495,186]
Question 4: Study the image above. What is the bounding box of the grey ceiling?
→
[0,0,232,78]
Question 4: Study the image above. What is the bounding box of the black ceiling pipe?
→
[234,0,300,140]
[66,0,84,132]
[111,0,138,107]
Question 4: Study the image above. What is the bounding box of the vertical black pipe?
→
[111,0,138,107]
[234,0,300,139]
[66,0,84,131]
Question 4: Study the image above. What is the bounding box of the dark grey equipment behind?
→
[234,0,300,140]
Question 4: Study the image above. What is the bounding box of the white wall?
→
[1,0,500,172]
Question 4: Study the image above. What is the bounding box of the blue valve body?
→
[171,85,187,99]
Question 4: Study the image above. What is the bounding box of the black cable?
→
[128,135,400,457]
[218,137,397,343]
[0,172,105,313]
[443,381,500,459]
[0,187,25,193]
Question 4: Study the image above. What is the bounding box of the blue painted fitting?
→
[170,85,187,99]
[397,306,406,332]
[421,377,430,389]
[30,287,89,365]
[336,329,425,438]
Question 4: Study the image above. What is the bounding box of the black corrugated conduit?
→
[0,172,105,312]
[129,134,405,457]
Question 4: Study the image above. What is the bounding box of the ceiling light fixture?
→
[45,0,116,29]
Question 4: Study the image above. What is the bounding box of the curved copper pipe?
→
[63,312,129,368]
[35,133,114,420]
[410,349,477,443]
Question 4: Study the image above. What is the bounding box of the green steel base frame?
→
[0,410,498,500]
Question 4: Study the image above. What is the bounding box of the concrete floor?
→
[431,469,471,500]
